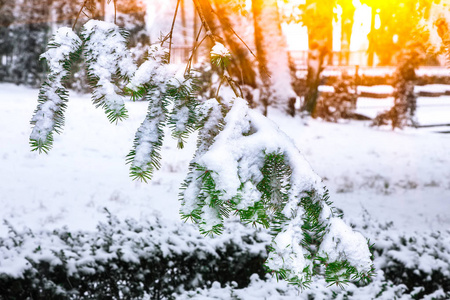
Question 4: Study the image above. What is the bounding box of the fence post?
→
[354,64,359,94]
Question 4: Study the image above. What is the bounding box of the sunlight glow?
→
[350,1,371,51]
[374,13,381,30]
[283,0,373,53]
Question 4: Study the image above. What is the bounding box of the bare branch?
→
[72,0,89,31]
[168,0,182,63]
[185,25,204,75]
[192,0,216,43]
[210,9,256,59]
[192,0,242,99]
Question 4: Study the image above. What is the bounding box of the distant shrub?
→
[360,220,450,299]
[313,73,358,122]
[372,43,424,129]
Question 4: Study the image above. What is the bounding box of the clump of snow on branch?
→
[30,27,82,153]
[82,20,137,123]
[211,42,231,58]
[210,42,231,68]
[319,218,373,273]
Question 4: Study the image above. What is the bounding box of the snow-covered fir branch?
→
[30,27,82,153]
[179,98,374,287]
[126,45,199,181]
[28,19,374,290]
[82,20,137,123]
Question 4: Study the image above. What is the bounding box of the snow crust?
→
[188,98,321,209]
[181,98,322,237]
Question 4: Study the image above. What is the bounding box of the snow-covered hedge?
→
[356,216,450,299]
[1,212,449,299]
[176,217,450,300]
[0,212,270,299]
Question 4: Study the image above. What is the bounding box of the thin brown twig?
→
[82,10,90,19]
[168,0,182,64]
[225,75,242,98]
[184,35,207,75]
[210,8,256,59]
[185,25,204,75]
[72,0,89,31]
[215,76,224,99]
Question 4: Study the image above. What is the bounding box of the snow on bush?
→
[2,212,449,299]
[0,212,270,299]
[176,214,450,300]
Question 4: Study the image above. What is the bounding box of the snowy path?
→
[1,83,450,237]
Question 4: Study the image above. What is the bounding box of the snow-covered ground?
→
[1,82,450,238]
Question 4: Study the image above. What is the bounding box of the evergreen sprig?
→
[178,98,374,289]
[126,46,200,182]
[126,88,168,182]
[81,20,136,124]
[30,27,82,153]
[167,76,200,149]
[236,153,291,228]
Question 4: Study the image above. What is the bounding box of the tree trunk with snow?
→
[252,0,296,116]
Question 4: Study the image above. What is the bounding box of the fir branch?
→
[81,20,136,123]
[126,88,168,182]
[126,44,201,181]
[30,27,82,153]
[167,75,200,149]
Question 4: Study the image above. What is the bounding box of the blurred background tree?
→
[0,0,448,115]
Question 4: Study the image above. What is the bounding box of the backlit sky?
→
[283,0,372,51]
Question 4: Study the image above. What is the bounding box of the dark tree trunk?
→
[302,42,327,115]
[301,0,333,115]
[212,0,257,88]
